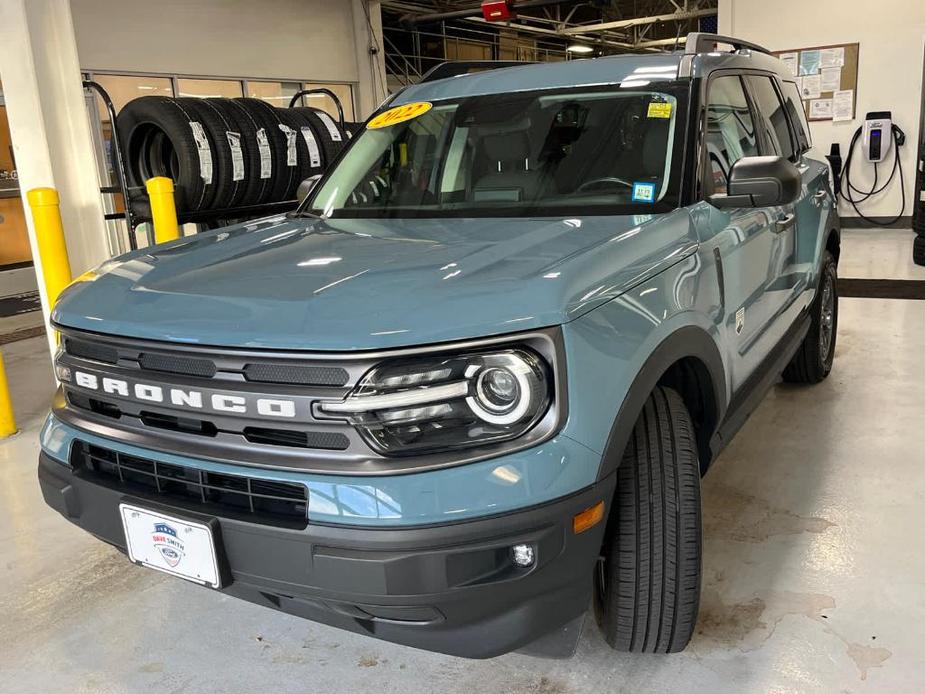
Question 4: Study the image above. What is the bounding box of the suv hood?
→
[53,212,697,350]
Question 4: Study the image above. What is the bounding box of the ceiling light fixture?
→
[566,44,595,54]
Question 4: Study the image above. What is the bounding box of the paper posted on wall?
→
[821,67,842,93]
[779,52,799,77]
[799,49,821,75]
[809,99,834,120]
[820,46,845,68]
[801,74,822,99]
[832,90,854,122]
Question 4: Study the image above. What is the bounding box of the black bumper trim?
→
[39,452,615,658]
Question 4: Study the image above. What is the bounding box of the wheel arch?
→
[596,325,726,481]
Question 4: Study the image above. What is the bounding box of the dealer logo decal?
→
[152,522,185,568]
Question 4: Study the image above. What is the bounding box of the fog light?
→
[55,364,72,383]
[511,543,535,567]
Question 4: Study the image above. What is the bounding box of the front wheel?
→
[594,386,702,653]
[782,250,838,384]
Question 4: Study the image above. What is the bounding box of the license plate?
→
[119,503,221,588]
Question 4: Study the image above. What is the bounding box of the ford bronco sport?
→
[39,33,839,658]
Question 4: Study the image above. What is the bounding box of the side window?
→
[745,75,797,161]
[780,81,812,153]
[704,75,760,195]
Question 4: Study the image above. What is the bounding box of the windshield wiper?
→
[286,209,324,220]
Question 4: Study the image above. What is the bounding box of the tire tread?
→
[598,386,701,653]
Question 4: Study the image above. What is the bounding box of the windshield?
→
[306,84,687,218]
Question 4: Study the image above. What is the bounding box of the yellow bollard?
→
[0,354,16,438]
[26,188,73,307]
[145,177,181,244]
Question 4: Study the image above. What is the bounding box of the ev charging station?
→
[837,110,908,226]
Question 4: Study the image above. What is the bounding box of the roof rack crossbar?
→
[420,61,536,83]
[684,32,771,56]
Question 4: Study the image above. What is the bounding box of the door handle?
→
[775,212,796,232]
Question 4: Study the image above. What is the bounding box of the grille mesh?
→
[65,338,119,364]
[243,362,349,387]
[139,352,217,378]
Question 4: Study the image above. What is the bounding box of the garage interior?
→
[2,0,925,692]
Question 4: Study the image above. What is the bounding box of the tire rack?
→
[84,81,348,249]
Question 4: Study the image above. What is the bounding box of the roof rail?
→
[420,61,536,83]
[683,32,771,56]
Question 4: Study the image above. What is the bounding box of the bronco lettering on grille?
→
[72,371,298,418]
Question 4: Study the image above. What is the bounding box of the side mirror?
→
[708,155,801,209]
[296,175,322,203]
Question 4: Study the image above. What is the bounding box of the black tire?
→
[179,98,240,210]
[595,386,702,654]
[290,107,348,167]
[276,108,322,200]
[117,96,218,212]
[233,98,296,203]
[218,99,273,206]
[190,99,247,209]
[913,235,925,267]
[782,250,838,384]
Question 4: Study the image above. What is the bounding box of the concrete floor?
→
[2,228,924,693]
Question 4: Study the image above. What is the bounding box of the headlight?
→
[317,348,551,455]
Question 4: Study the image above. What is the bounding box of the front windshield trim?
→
[304,81,689,220]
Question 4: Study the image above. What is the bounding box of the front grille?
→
[71,442,308,527]
[62,336,350,387]
[243,426,349,450]
[243,362,349,387]
[139,352,217,378]
[65,338,118,364]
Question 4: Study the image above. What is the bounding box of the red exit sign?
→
[481,1,516,21]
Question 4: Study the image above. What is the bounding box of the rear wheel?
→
[594,386,702,653]
[913,235,925,267]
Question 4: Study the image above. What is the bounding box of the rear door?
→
[778,79,831,292]
[742,74,803,327]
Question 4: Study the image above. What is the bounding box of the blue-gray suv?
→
[39,34,839,658]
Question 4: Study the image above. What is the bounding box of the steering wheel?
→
[576,177,635,193]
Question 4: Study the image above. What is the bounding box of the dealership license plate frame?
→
[119,503,223,589]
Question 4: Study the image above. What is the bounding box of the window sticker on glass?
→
[632,182,657,203]
[367,102,433,129]
[647,102,672,119]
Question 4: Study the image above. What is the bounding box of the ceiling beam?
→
[561,8,717,35]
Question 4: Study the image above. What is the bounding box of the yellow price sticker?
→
[367,102,433,129]
[647,102,673,119]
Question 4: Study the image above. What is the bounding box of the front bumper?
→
[39,452,615,658]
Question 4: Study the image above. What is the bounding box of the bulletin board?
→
[772,43,860,122]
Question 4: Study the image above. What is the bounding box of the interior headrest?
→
[482,131,530,163]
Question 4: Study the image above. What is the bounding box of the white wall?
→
[720,0,925,221]
[70,0,386,117]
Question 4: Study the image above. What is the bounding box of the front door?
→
[699,73,784,391]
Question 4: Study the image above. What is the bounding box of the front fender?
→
[558,250,727,480]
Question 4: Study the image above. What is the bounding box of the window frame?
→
[699,70,764,198]
[777,79,812,155]
[741,73,799,162]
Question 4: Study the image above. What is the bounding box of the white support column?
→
[0,0,110,355]
[351,0,388,119]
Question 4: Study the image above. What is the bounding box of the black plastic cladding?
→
[52,325,568,476]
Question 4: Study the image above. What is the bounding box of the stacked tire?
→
[116,96,351,215]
